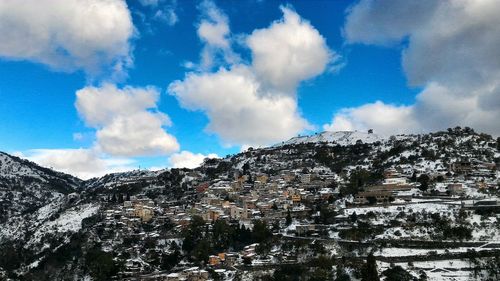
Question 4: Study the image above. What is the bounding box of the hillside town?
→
[65,129,500,280]
[1,128,499,280]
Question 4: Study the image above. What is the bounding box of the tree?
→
[286,210,292,226]
[410,172,417,182]
[361,253,380,281]
[84,247,120,281]
[342,169,383,196]
[252,220,272,244]
[350,212,358,223]
[273,264,306,281]
[192,238,211,264]
[484,255,500,280]
[0,241,23,271]
[161,247,180,271]
[382,266,415,281]
[335,266,351,281]
[182,215,206,255]
[252,220,273,255]
[212,220,233,252]
[417,174,430,191]
[317,205,337,224]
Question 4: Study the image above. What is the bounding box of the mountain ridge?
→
[275,130,386,147]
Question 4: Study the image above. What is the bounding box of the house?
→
[166,273,180,281]
[209,255,221,266]
[230,205,244,219]
[224,253,238,266]
[203,208,223,222]
[291,194,301,203]
[451,161,473,174]
[354,191,391,205]
[182,267,209,281]
[134,205,154,222]
[447,183,464,195]
[295,224,328,236]
[255,174,269,184]
[300,174,311,183]
[196,182,209,193]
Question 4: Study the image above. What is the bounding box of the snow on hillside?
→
[0,152,45,180]
[277,131,385,146]
[27,203,100,247]
[84,169,162,189]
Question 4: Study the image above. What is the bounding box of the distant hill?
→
[276,130,385,147]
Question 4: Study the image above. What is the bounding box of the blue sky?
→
[0,0,498,178]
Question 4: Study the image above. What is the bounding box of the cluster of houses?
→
[95,149,499,279]
[182,170,341,227]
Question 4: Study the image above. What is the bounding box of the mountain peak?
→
[277,130,385,147]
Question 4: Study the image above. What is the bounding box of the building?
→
[291,194,301,203]
[208,255,221,266]
[133,205,154,222]
[354,191,391,205]
[447,183,464,195]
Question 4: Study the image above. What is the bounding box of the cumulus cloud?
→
[326,0,500,136]
[76,84,179,157]
[170,4,336,147]
[140,0,178,27]
[153,7,178,26]
[19,148,135,180]
[169,66,311,146]
[323,101,419,136]
[247,6,332,93]
[0,0,134,77]
[196,0,238,69]
[168,151,219,169]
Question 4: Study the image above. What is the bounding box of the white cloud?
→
[0,0,134,77]
[20,148,135,180]
[196,0,239,70]
[169,66,311,146]
[169,4,334,147]
[331,0,500,136]
[247,6,333,93]
[76,84,179,157]
[344,0,437,46]
[323,101,419,136]
[197,0,230,49]
[139,0,159,7]
[168,151,218,169]
[153,7,178,26]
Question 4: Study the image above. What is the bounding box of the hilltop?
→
[276,130,385,147]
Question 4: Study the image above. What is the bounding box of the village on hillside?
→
[87,130,500,281]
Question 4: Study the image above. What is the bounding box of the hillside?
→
[0,127,499,280]
[0,152,82,222]
[276,130,385,147]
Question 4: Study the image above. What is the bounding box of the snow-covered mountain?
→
[0,152,81,222]
[84,169,162,189]
[0,152,81,184]
[276,131,385,147]
[0,127,498,280]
